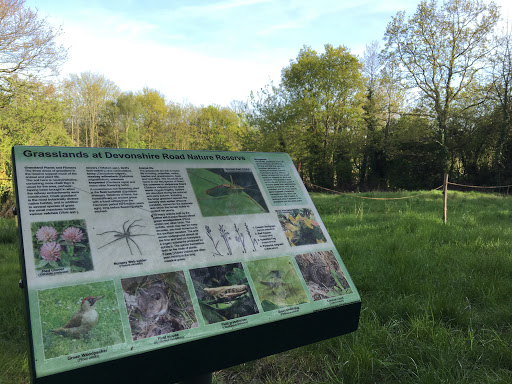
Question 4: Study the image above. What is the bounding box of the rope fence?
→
[307,175,512,224]
[1,173,510,223]
[447,181,512,189]
[306,183,444,200]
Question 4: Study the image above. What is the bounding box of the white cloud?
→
[57,22,284,106]
[260,21,304,35]
[181,0,272,13]
[40,0,512,107]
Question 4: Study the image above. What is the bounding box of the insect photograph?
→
[97,219,153,256]
[187,168,269,217]
[190,263,259,324]
[246,256,309,312]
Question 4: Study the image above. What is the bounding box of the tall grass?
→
[216,191,512,383]
[0,218,29,384]
[1,191,511,383]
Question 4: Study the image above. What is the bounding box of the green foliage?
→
[385,114,444,189]
[250,44,365,188]
[61,72,120,148]
[225,267,247,285]
[113,91,145,148]
[384,0,500,172]
[191,105,245,151]
[1,1,512,196]
[329,269,353,297]
[0,77,72,200]
[138,88,167,149]
[0,218,28,384]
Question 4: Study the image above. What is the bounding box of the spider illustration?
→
[97,219,153,255]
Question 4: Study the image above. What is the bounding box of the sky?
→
[26,0,512,107]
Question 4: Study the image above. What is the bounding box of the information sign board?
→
[12,146,361,383]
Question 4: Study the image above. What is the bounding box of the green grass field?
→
[1,190,511,383]
[0,218,29,384]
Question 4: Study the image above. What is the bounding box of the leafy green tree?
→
[165,101,195,150]
[385,113,443,189]
[247,84,294,154]
[0,77,72,198]
[361,41,387,189]
[384,0,500,173]
[115,92,144,148]
[97,100,121,148]
[488,26,512,182]
[138,88,167,149]
[261,44,365,188]
[449,93,496,182]
[0,0,68,203]
[379,59,406,139]
[62,72,120,147]
[191,105,243,151]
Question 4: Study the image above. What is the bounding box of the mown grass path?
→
[1,191,511,383]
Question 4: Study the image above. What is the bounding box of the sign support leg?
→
[179,372,212,384]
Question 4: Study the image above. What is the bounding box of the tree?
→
[115,92,143,148]
[191,105,243,151]
[166,101,195,150]
[62,72,120,147]
[247,83,294,153]
[488,25,512,180]
[384,0,500,172]
[0,0,67,80]
[0,77,72,198]
[361,41,387,189]
[138,88,167,149]
[385,112,444,189]
[280,44,365,187]
[449,91,496,182]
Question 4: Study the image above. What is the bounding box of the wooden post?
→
[443,173,448,224]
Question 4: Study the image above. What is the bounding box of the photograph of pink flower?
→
[40,242,62,261]
[62,227,83,243]
[31,220,93,273]
[36,226,58,242]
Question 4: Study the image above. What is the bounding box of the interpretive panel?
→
[12,146,360,382]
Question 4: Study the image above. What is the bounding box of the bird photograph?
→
[52,296,104,339]
[39,281,125,359]
[121,272,198,341]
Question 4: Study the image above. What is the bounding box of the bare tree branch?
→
[0,0,67,78]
